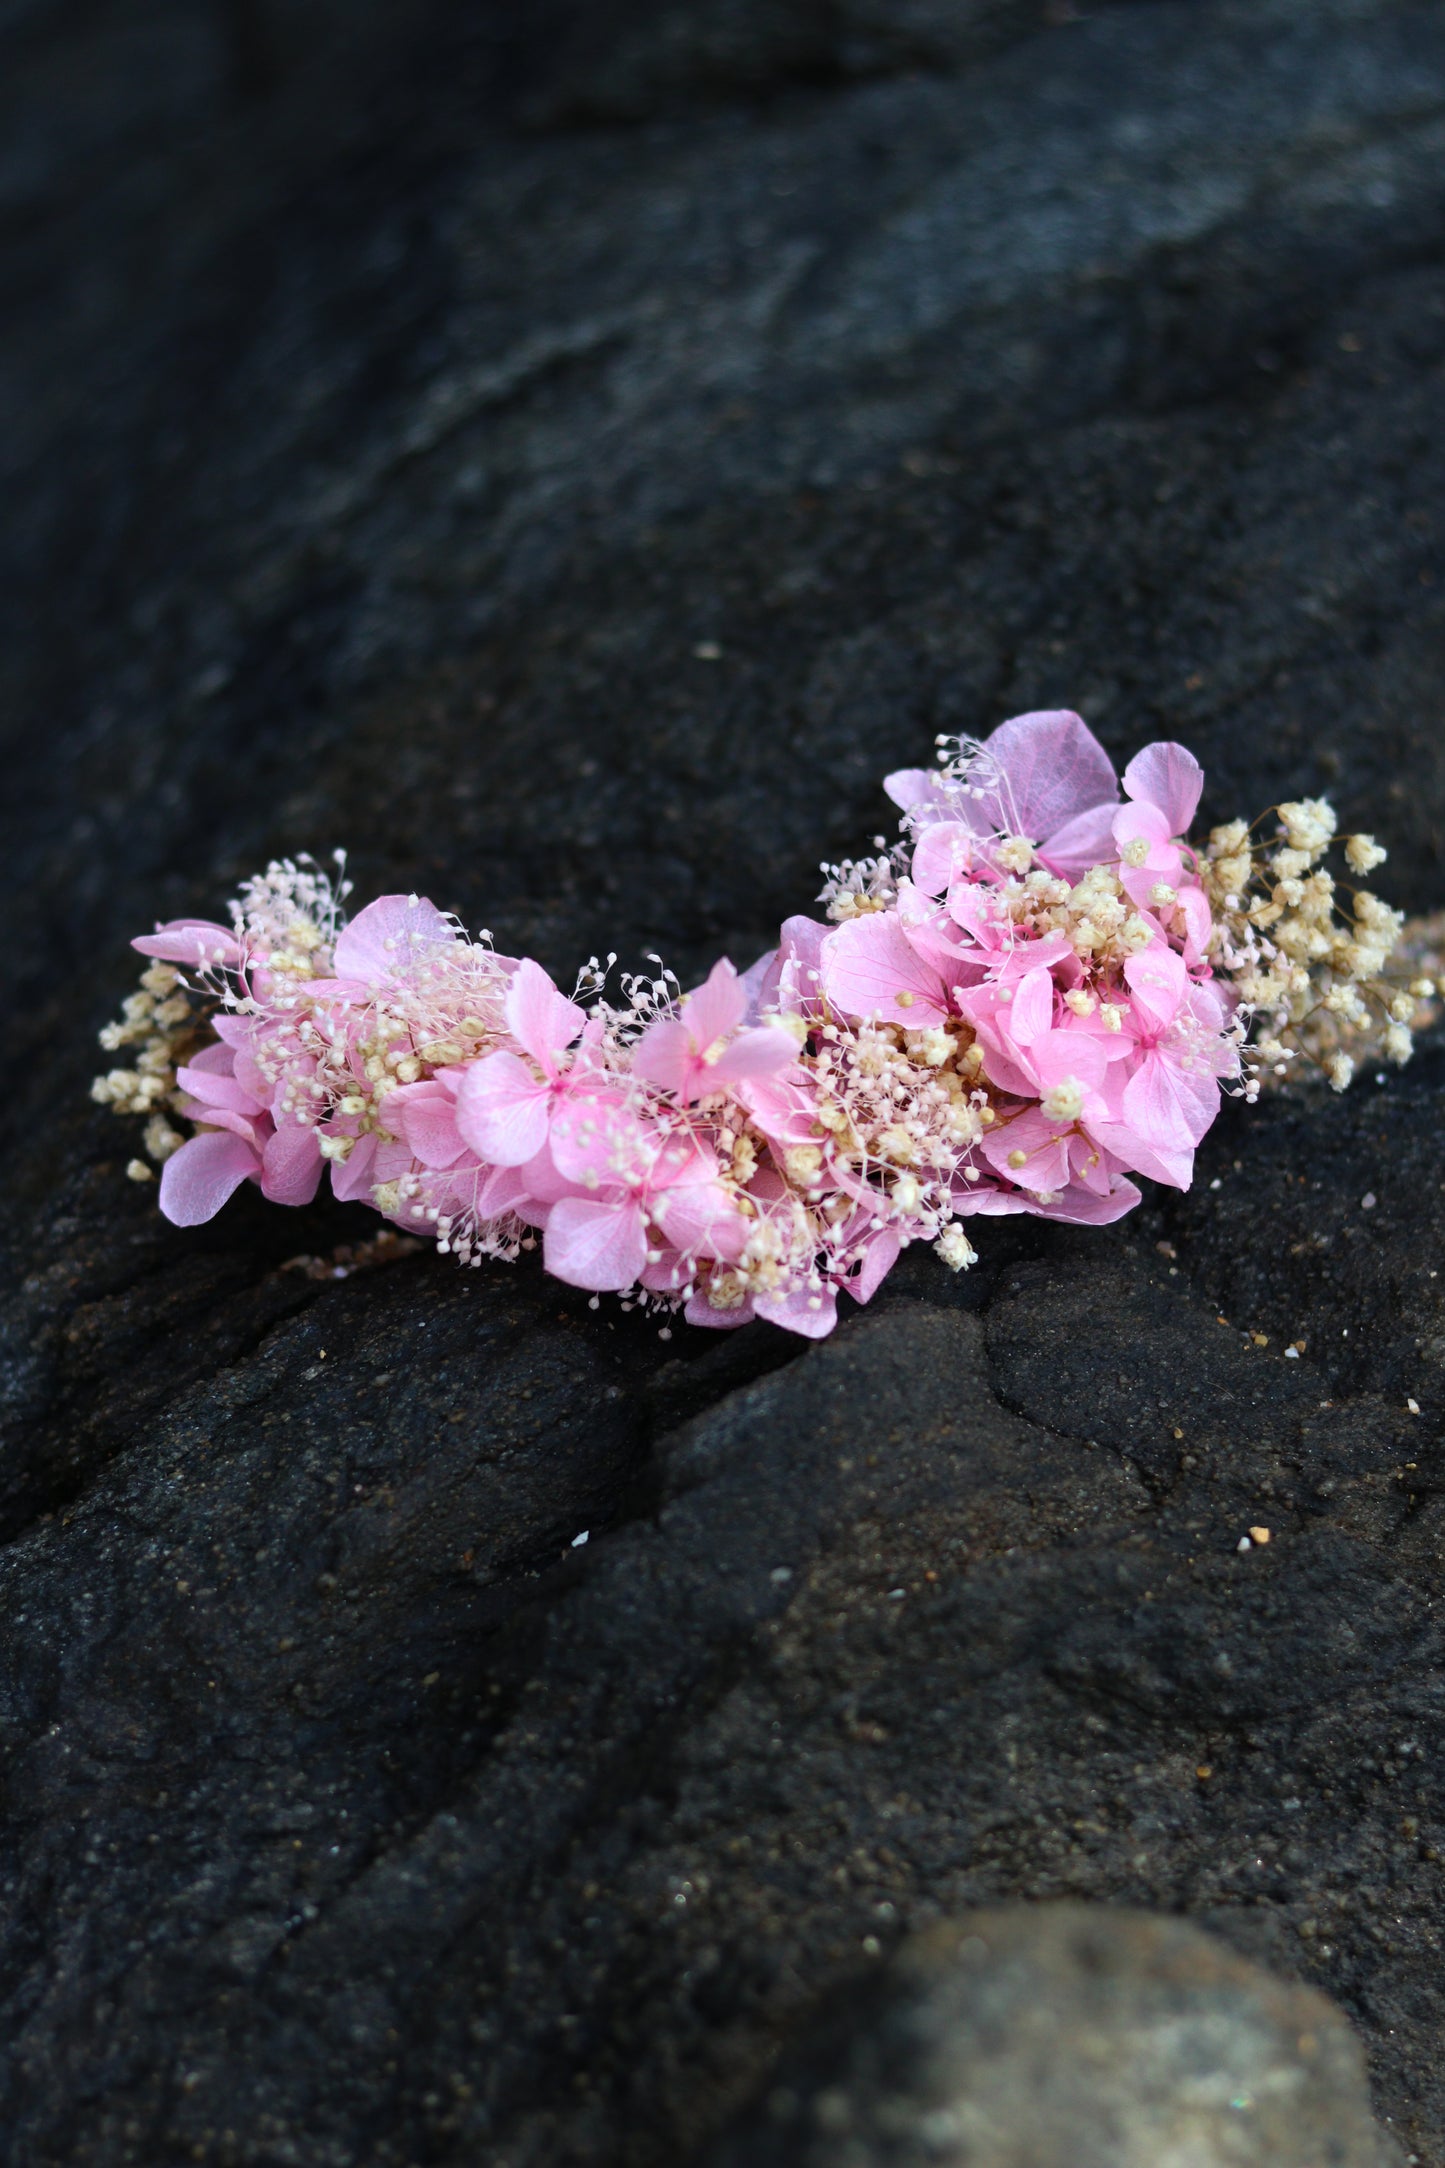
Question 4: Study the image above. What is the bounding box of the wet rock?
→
[705,1904,1400,2168]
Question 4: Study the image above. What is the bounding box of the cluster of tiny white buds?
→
[1206,800,1422,1090]
[574,952,616,998]
[818,847,905,923]
[91,959,209,1151]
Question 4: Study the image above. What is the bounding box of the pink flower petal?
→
[846,1225,901,1305]
[883,767,946,813]
[821,912,950,1025]
[638,1248,689,1294]
[980,1112,1072,1193]
[261,1120,324,1207]
[911,822,980,897]
[175,1062,263,1116]
[1123,1049,1198,1148]
[330,1130,379,1202]
[505,957,585,1074]
[184,1041,237,1076]
[737,946,781,1023]
[475,1161,537,1219]
[976,710,1118,842]
[393,1081,468,1169]
[516,1140,581,1207]
[654,1180,748,1263]
[1036,802,1121,880]
[132,920,243,969]
[1095,1078,1201,1186]
[159,1131,260,1224]
[1030,1027,1108,1101]
[770,914,830,1019]
[1113,801,1172,853]
[1026,1176,1143,1225]
[680,957,747,1051]
[1122,741,1205,836]
[544,1195,649,1290]
[208,1014,253,1048]
[753,1286,838,1338]
[736,1072,818,1150]
[1123,944,1186,1032]
[454,1051,550,1165]
[181,1105,265,1148]
[332,894,456,983]
[1006,965,1055,1048]
[951,1184,1033,1217]
[233,1048,270,1103]
[707,1021,797,1087]
[1176,883,1214,966]
[631,1016,693,1097]
[548,1095,652,1190]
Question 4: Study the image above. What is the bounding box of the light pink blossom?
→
[887,709,1122,878]
[542,1097,739,1292]
[454,958,588,1165]
[1088,947,1234,1188]
[633,958,795,1102]
[331,893,459,985]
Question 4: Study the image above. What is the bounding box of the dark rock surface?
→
[3,1,1445,2162]
[704,1904,1400,2166]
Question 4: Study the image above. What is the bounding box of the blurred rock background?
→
[1,1,1444,2161]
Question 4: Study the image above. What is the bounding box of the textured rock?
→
[2,1,1445,2163]
[705,1904,1399,2167]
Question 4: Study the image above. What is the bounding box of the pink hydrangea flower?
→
[818,906,966,1023]
[454,958,589,1165]
[633,958,795,1102]
[133,919,245,971]
[542,1097,741,1292]
[886,709,1122,879]
[1088,947,1235,1188]
[159,1041,322,1223]
[331,893,460,985]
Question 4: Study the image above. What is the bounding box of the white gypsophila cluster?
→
[818,840,906,923]
[91,857,353,1178]
[227,854,350,982]
[1204,801,1430,1090]
[287,943,514,1155]
[90,957,202,1150]
[686,1012,993,1316]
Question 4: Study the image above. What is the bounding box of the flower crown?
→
[94,709,1426,1340]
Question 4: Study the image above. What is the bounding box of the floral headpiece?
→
[94,710,1427,1339]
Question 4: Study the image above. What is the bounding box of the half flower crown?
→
[94,709,1425,1339]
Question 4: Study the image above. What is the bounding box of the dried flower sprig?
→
[95,711,1421,1339]
[1202,802,1429,1092]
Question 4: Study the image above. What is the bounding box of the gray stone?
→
[706,1905,1400,2168]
